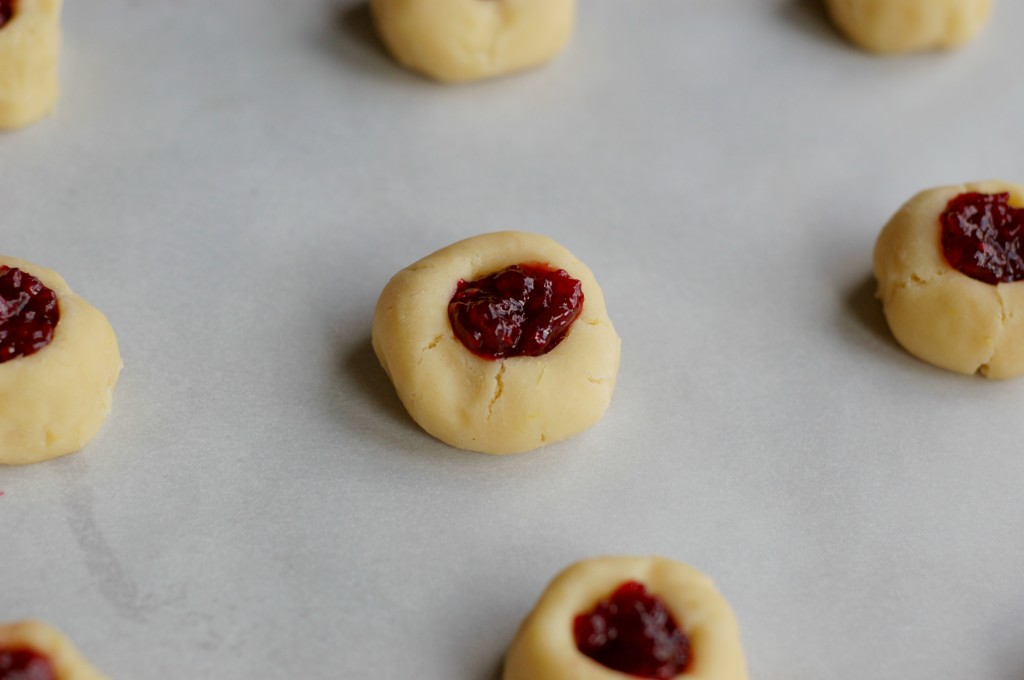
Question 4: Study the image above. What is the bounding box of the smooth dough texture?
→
[873,181,1024,379]
[372,232,620,455]
[370,0,575,83]
[824,0,992,54]
[0,256,122,465]
[503,556,749,680]
[0,0,62,129]
[0,620,108,680]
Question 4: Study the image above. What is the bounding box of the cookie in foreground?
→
[824,0,992,54]
[0,256,122,464]
[0,0,62,129]
[873,181,1024,378]
[503,556,748,680]
[372,232,620,454]
[0,620,108,680]
[370,0,575,83]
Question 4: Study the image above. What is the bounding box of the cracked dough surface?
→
[503,556,748,680]
[370,0,575,83]
[372,232,620,455]
[824,0,992,54]
[873,181,1024,379]
[0,0,61,129]
[0,620,108,680]
[0,256,122,465]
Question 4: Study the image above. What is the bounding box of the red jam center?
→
[0,0,14,29]
[574,581,691,679]
[0,266,60,364]
[941,192,1024,285]
[0,647,56,680]
[448,263,583,360]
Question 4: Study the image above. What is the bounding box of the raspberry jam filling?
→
[941,192,1024,285]
[574,581,691,679]
[0,0,14,30]
[0,647,56,680]
[448,263,583,360]
[0,266,60,364]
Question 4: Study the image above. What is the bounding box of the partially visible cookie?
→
[0,620,108,680]
[370,0,575,83]
[824,0,992,54]
[503,556,748,680]
[0,0,62,129]
[873,181,1024,378]
[372,232,620,455]
[0,256,122,464]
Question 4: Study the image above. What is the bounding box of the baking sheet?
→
[3,1,1024,678]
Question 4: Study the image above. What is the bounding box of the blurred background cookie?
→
[370,0,575,82]
[824,0,992,54]
[0,0,61,129]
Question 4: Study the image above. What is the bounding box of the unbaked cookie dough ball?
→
[0,0,62,129]
[873,181,1024,378]
[0,256,122,465]
[824,0,992,54]
[504,556,748,680]
[0,620,108,680]
[370,0,575,83]
[372,232,620,455]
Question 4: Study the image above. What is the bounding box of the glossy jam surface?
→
[0,0,14,30]
[0,266,60,364]
[0,647,56,680]
[941,192,1024,285]
[448,263,583,360]
[574,581,691,679]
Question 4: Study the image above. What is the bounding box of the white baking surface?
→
[3,1,1024,678]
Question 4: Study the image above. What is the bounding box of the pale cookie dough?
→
[824,0,992,54]
[372,232,620,455]
[0,620,108,680]
[873,181,1024,378]
[503,556,749,680]
[0,0,62,129]
[370,0,575,83]
[0,256,122,465]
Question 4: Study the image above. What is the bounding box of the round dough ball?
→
[503,556,749,680]
[873,181,1024,379]
[0,256,122,465]
[0,0,62,129]
[370,0,575,83]
[824,0,992,54]
[372,232,620,455]
[0,620,108,680]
